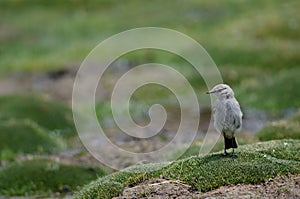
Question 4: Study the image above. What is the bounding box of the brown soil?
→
[114,174,300,199]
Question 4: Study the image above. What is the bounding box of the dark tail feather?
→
[224,137,238,149]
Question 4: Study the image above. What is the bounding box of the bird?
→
[206,84,243,157]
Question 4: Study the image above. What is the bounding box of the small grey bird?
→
[207,84,243,157]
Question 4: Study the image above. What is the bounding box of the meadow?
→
[0,0,299,198]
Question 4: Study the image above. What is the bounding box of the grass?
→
[0,0,299,72]
[0,159,108,196]
[256,121,300,141]
[0,1,298,198]
[0,95,75,136]
[0,95,79,160]
[256,110,300,141]
[0,0,299,112]
[0,1,299,197]
[74,139,300,199]
[170,134,256,161]
[0,119,63,160]
[236,68,300,111]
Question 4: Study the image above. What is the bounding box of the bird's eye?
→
[217,88,226,92]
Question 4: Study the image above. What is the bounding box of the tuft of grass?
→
[256,121,300,141]
[0,159,107,196]
[74,139,300,199]
[0,119,63,160]
[256,110,300,141]
[0,95,75,136]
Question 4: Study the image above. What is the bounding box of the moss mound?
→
[78,181,123,199]
[256,111,300,141]
[74,140,300,199]
[0,95,75,136]
[0,120,63,160]
[0,159,107,196]
[256,121,300,141]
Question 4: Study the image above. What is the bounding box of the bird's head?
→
[206,84,234,99]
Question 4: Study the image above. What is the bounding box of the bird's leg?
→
[231,137,236,158]
[223,138,228,156]
[223,148,228,156]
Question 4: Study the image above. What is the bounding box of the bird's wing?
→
[212,99,222,132]
[224,99,242,132]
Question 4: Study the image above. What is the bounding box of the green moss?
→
[76,181,123,199]
[0,159,107,196]
[241,139,300,162]
[0,95,75,136]
[0,119,63,160]
[165,151,295,192]
[172,135,255,161]
[256,121,300,141]
[75,140,300,199]
[256,111,300,141]
[75,163,167,199]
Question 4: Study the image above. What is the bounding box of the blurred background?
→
[0,0,299,197]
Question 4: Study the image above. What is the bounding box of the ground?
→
[114,174,300,199]
[2,174,299,199]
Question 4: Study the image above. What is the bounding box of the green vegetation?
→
[256,121,300,141]
[1,0,299,111]
[256,111,300,141]
[172,134,257,160]
[237,68,300,111]
[0,120,63,160]
[0,0,299,72]
[0,95,75,136]
[75,140,300,199]
[241,139,300,162]
[76,181,123,199]
[0,95,77,160]
[1,1,299,198]
[0,159,107,196]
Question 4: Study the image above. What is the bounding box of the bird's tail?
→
[224,137,238,149]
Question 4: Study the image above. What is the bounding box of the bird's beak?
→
[206,90,215,94]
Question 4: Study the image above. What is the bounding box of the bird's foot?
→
[231,153,237,158]
[222,151,228,156]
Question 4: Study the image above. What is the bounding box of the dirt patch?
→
[113,178,197,199]
[202,174,300,199]
[114,174,300,199]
